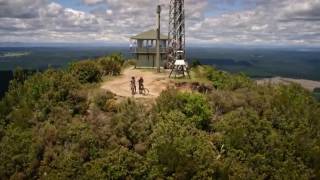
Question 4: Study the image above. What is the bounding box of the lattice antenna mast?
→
[168,0,186,60]
[168,0,189,78]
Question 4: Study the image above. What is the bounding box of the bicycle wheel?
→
[143,88,149,95]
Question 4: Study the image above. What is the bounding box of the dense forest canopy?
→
[0,54,319,179]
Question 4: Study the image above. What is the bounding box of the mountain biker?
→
[130,77,136,95]
[138,77,144,94]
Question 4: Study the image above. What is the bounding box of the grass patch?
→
[169,66,213,86]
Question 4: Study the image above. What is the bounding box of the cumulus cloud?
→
[187,0,320,45]
[0,0,45,18]
[83,0,104,5]
[281,0,320,21]
[0,0,319,46]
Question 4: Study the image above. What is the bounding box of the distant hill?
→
[0,42,126,47]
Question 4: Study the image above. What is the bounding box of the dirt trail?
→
[101,68,172,98]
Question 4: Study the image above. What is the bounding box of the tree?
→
[212,84,319,179]
[205,67,253,90]
[13,67,28,84]
[69,60,102,84]
[93,90,116,112]
[190,59,201,68]
[156,89,212,129]
[84,148,148,179]
[1,61,319,179]
[313,88,320,101]
[147,111,222,179]
[98,53,125,76]
[0,126,34,179]
[110,99,153,148]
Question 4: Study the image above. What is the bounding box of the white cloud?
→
[106,9,113,15]
[0,0,319,46]
[83,0,104,5]
[186,0,320,45]
[0,0,45,18]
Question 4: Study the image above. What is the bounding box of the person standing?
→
[130,77,136,95]
[138,77,144,94]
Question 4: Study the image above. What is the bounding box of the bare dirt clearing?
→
[101,68,320,99]
[101,67,173,98]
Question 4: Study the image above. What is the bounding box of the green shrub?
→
[1,60,320,179]
[2,69,81,127]
[147,111,221,179]
[0,126,34,179]
[177,92,212,129]
[35,119,103,179]
[314,93,320,101]
[313,88,320,101]
[98,53,125,76]
[314,88,320,93]
[39,150,85,179]
[205,67,253,90]
[84,148,148,179]
[13,67,28,84]
[211,84,320,179]
[69,60,102,84]
[156,89,212,129]
[155,88,180,113]
[215,107,314,179]
[190,59,201,68]
[110,99,152,146]
[68,89,89,115]
[93,90,116,112]
[105,99,118,113]
[123,59,137,68]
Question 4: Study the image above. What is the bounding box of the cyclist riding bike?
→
[138,77,144,94]
[138,77,149,95]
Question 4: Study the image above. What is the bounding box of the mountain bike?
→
[140,86,149,96]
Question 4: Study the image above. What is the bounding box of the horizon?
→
[0,0,320,47]
[1,42,320,50]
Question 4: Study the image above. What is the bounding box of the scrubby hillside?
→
[0,55,319,179]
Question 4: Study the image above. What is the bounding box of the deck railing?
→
[131,47,167,54]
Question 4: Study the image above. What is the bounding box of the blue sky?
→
[53,0,249,17]
[206,1,247,15]
[0,0,319,46]
[53,0,84,10]
[52,0,106,12]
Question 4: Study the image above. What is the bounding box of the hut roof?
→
[131,29,168,40]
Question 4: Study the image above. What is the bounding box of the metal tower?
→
[168,0,189,78]
[156,5,161,73]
